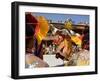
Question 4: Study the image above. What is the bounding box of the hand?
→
[56,52,65,60]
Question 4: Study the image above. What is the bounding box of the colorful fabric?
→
[35,16,49,45]
[71,35,82,47]
[26,13,38,27]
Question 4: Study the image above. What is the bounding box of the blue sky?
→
[32,12,89,24]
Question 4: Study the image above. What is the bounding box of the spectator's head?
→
[25,13,38,52]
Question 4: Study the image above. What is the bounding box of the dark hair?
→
[82,33,89,50]
[26,24,34,37]
[26,24,34,52]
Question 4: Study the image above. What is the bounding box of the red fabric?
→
[26,14,38,23]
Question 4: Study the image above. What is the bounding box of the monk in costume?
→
[54,31,73,61]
